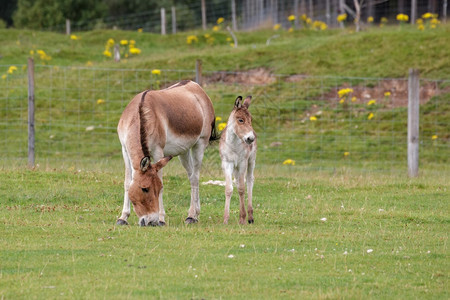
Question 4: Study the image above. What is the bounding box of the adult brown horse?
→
[116,80,217,226]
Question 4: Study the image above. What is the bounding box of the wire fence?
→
[46,0,448,33]
[0,64,449,173]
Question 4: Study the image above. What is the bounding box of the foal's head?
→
[230,96,256,145]
[128,156,172,226]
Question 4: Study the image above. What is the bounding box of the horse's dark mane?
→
[139,90,151,158]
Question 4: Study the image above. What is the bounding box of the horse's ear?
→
[154,156,173,172]
[243,96,252,108]
[140,156,151,172]
[234,96,243,108]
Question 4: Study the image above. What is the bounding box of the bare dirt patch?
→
[205,68,276,85]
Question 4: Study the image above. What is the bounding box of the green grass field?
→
[0,24,449,298]
[0,166,448,299]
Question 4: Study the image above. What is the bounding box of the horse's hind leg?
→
[180,139,207,224]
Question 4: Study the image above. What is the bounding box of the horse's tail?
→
[209,117,221,144]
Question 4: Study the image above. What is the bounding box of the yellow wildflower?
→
[218,122,227,131]
[151,69,161,76]
[416,18,423,25]
[288,27,294,33]
[384,92,391,97]
[86,61,93,67]
[103,50,112,57]
[417,24,425,31]
[215,116,222,122]
[301,14,308,21]
[337,13,347,23]
[187,35,198,44]
[431,135,438,140]
[430,18,440,25]
[1,74,7,80]
[7,66,18,74]
[368,113,374,120]
[288,15,296,22]
[97,99,105,105]
[213,26,219,31]
[344,152,350,157]
[37,50,51,61]
[70,34,79,40]
[320,22,327,30]
[367,99,376,106]
[306,18,312,24]
[309,116,317,121]
[30,50,34,55]
[396,14,409,22]
[338,88,353,98]
[137,28,143,33]
[273,24,281,30]
[106,38,115,47]
[422,12,434,19]
[283,159,295,166]
[129,47,141,55]
[120,40,128,45]
[351,96,357,102]
[217,17,224,24]
[367,16,374,23]
[339,99,345,104]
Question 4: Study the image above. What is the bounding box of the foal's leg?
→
[222,161,234,224]
[117,145,132,225]
[246,154,256,224]
[236,167,247,225]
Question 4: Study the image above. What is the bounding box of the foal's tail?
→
[209,117,221,144]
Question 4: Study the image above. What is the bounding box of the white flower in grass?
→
[228,254,234,258]
[320,217,327,222]
[240,244,245,248]
[367,249,373,253]
[343,251,348,255]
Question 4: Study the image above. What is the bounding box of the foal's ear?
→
[153,156,173,172]
[243,96,252,108]
[234,96,243,108]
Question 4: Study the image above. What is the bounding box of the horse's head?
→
[128,156,172,226]
[232,96,256,145]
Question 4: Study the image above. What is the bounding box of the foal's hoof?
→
[248,219,254,224]
[158,221,166,226]
[185,217,198,224]
[116,219,129,225]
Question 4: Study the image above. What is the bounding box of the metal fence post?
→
[201,0,207,30]
[172,6,177,34]
[195,59,203,86]
[66,19,71,35]
[408,69,420,177]
[161,8,166,35]
[27,58,35,168]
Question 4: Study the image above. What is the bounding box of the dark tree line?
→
[3,0,229,30]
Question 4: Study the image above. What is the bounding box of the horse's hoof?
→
[158,221,166,226]
[185,217,198,224]
[248,219,254,224]
[116,219,129,225]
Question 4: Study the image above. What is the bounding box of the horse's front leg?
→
[117,146,132,225]
[152,149,166,226]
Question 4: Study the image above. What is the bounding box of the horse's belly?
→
[163,130,199,156]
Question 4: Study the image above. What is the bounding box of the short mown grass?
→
[1,165,448,299]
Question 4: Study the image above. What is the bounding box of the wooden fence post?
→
[161,8,166,35]
[66,19,71,35]
[171,6,177,34]
[195,59,203,86]
[408,69,420,177]
[27,58,35,168]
